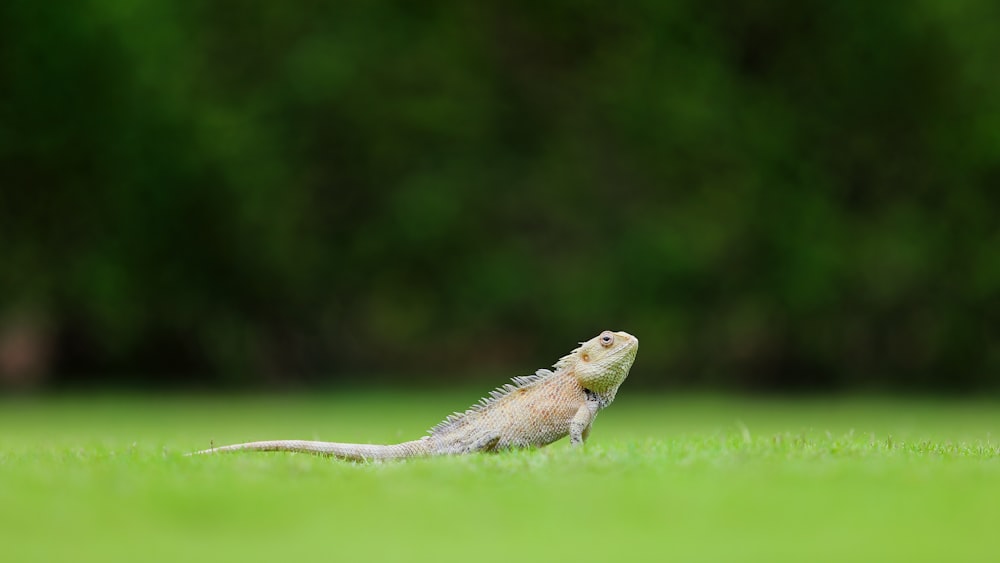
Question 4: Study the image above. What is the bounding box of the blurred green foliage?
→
[2,1,999,389]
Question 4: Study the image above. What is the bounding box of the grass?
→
[1,392,999,562]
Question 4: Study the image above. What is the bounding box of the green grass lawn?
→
[1,392,998,562]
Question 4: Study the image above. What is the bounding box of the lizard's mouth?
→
[612,331,639,359]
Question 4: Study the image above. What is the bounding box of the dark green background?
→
[3,1,999,390]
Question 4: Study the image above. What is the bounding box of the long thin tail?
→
[187,438,430,461]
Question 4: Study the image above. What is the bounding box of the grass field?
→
[1,392,998,562]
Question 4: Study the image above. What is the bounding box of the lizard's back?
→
[428,371,585,453]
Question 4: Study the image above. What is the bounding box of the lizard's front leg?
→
[569,400,599,446]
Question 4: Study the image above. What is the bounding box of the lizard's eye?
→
[599,331,614,347]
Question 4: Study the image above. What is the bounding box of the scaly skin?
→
[190,330,638,461]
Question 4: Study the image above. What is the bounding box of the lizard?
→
[189,330,638,461]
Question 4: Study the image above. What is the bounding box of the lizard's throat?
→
[577,360,632,405]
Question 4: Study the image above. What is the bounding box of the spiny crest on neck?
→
[553,342,587,371]
[427,366,560,436]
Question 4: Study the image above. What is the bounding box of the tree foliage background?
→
[2,1,999,390]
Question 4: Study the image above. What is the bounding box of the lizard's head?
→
[556,330,638,393]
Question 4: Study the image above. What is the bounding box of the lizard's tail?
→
[186,438,431,461]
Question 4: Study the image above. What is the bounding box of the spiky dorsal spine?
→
[553,342,585,371]
[426,367,560,435]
